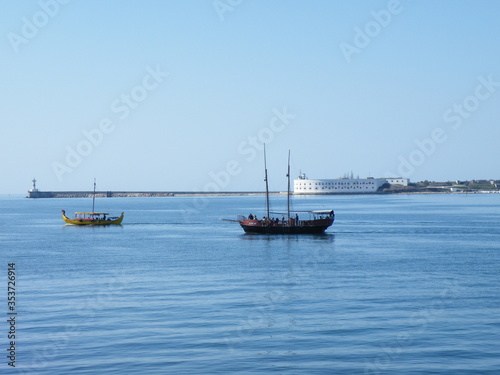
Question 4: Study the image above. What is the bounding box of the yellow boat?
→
[62,179,124,225]
[62,210,124,225]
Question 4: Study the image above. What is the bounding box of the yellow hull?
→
[62,212,124,225]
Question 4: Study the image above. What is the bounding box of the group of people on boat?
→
[62,210,113,222]
[248,213,301,227]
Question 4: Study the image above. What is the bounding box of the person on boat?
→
[248,213,254,220]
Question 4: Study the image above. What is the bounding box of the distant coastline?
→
[25,189,498,198]
[25,177,500,198]
[26,191,280,198]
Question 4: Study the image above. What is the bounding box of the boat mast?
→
[92,178,96,214]
[264,144,270,219]
[287,150,291,220]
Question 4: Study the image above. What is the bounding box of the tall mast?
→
[92,178,96,214]
[287,150,291,220]
[264,144,270,219]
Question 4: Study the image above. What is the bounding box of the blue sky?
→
[2,0,500,194]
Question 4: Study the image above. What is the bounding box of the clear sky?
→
[2,0,500,194]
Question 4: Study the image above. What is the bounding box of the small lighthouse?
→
[27,178,40,198]
[30,178,38,193]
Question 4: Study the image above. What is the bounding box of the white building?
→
[384,177,409,186]
[293,173,409,194]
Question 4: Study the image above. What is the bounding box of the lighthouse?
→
[27,178,40,198]
[30,178,38,193]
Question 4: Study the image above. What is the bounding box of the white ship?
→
[293,173,408,194]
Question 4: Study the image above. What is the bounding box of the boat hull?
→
[62,212,124,225]
[240,217,334,234]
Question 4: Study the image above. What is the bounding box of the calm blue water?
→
[1,194,499,374]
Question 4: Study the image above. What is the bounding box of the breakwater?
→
[26,189,469,198]
[27,191,277,198]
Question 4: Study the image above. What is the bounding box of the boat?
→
[61,211,124,225]
[238,209,334,234]
[226,146,334,234]
[61,180,124,225]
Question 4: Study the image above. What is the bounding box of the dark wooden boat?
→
[239,210,334,234]
[226,146,334,234]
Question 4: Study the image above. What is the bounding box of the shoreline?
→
[25,190,499,198]
[27,191,281,198]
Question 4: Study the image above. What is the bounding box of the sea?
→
[0,193,499,375]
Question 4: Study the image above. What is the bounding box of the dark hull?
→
[240,218,334,235]
[241,224,330,234]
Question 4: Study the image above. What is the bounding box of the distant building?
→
[293,173,409,194]
[384,177,409,186]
